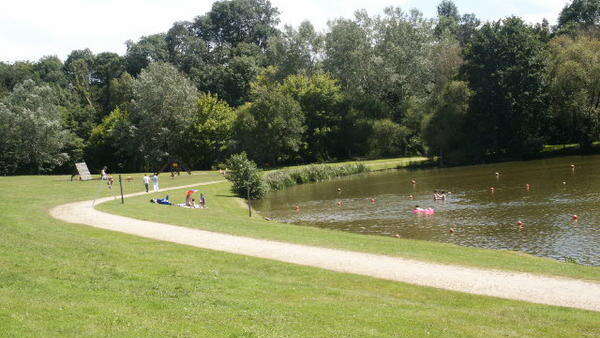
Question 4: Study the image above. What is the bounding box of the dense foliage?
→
[1,0,599,174]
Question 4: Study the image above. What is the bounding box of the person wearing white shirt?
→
[152,173,160,192]
[143,174,151,193]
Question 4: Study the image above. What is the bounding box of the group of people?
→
[150,193,206,209]
[143,173,160,193]
[433,190,447,201]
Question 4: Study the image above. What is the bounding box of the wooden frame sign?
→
[75,162,93,181]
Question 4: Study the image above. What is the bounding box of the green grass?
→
[1,163,599,336]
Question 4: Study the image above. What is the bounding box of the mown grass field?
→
[1,159,599,336]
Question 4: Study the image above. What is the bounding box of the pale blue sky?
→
[0,0,570,63]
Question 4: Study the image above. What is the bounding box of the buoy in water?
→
[337,187,342,192]
[517,221,525,229]
[449,228,456,234]
[409,195,414,199]
[410,179,416,185]
[337,201,343,207]
[294,205,300,212]
[490,187,496,192]
[572,215,579,221]
[370,198,376,204]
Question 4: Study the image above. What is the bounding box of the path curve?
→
[50,181,600,312]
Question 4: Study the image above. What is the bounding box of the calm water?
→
[255,156,600,266]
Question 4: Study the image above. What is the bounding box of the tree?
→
[93,52,125,113]
[368,119,410,158]
[87,108,137,172]
[279,73,343,161]
[130,62,199,168]
[183,93,236,168]
[224,152,267,199]
[461,17,550,159]
[193,0,280,49]
[166,21,210,74]
[558,0,600,30]
[124,34,170,76]
[422,81,472,164]
[548,35,600,148]
[234,86,305,165]
[0,80,71,174]
[267,21,323,80]
[64,49,95,108]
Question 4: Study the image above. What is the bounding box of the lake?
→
[255,156,600,266]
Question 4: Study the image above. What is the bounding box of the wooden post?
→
[247,183,252,217]
[119,175,124,204]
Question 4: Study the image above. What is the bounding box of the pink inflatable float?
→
[413,208,435,215]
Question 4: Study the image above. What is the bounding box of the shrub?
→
[263,163,370,192]
[224,153,267,199]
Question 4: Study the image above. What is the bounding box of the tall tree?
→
[193,0,280,49]
[548,35,600,148]
[234,86,305,165]
[129,62,199,168]
[183,93,236,168]
[267,21,323,80]
[124,34,170,76]
[0,80,71,174]
[558,0,600,30]
[461,17,550,159]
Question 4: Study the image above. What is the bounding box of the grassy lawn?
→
[1,161,599,336]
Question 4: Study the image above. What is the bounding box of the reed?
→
[263,163,370,192]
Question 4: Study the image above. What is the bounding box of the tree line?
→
[0,0,599,175]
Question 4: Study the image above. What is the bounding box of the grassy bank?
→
[1,162,599,336]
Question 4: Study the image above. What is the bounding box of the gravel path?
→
[49,181,600,312]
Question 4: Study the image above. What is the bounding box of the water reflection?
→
[255,156,600,265]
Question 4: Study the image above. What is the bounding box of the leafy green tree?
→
[422,81,472,164]
[558,0,600,30]
[0,80,71,174]
[267,21,323,79]
[166,21,210,74]
[193,0,280,49]
[124,34,170,76]
[87,108,137,172]
[183,93,236,168]
[108,72,135,111]
[234,86,305,165]
[224,152,267,199]
[279,73,343,161]
[64,49,96,108]
[34,56,68,87]
[548,35,600,148]
[92,52,125,113]
[368,119,410,158]
[129,62,199,168]
[461,17,550,159]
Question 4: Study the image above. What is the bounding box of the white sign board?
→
[75,162,93,181]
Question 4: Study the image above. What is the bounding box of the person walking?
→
[143,174,151,193]
[152,173,160,192]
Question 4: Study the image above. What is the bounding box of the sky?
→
[0,0,571,63]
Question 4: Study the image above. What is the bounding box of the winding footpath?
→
[50,180,600,312]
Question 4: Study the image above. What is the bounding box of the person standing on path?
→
[152,173,160,192]
[143,174,150,193]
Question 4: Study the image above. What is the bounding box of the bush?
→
[224,153,267,199]
[263,163,370,192]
